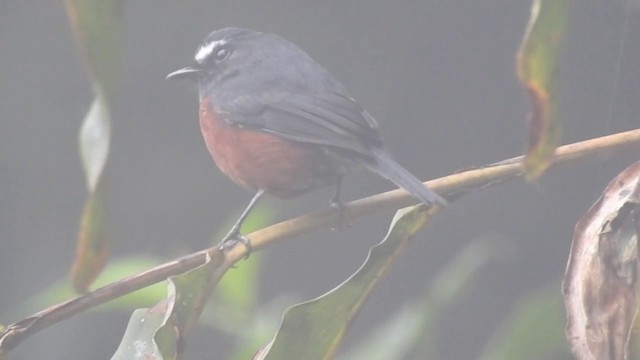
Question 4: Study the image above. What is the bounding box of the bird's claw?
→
[219,231,252,259]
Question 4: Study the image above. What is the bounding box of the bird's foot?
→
[218,229,252,259]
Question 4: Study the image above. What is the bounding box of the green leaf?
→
[70,179,109,292]
[112,250,230,359]
[155,250,230,358]
[64,0,125,292]
[64,0,124,96]
[341,238,511,360]
[261,205,437,360]
[78,88,112,192]
[517,0,570,179]
[111,198,275,358]
[111,305,175,360]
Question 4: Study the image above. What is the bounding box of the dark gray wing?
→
[222,91,384,157]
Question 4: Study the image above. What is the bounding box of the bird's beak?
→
[166,66,204,80]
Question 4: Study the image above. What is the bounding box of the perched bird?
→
[167,27,446,250]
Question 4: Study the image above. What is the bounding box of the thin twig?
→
[0,128,639,355]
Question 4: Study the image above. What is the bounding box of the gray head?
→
[167,27,346,98]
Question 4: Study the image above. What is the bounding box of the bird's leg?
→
[329,176,349,230]
[219,189,265,258]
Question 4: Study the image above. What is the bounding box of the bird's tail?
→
[365,148,448,206]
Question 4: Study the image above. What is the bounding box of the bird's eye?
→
[214,47,231,62]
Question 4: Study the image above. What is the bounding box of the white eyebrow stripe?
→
[195,39,227,63]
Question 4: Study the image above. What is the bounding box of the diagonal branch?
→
[0,128,639,355]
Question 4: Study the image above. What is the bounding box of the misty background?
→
[1,1,639,359]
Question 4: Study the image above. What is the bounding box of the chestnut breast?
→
[198,100,340,197]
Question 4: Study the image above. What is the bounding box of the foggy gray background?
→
[1,1,639,359]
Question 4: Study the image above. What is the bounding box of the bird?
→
[167,27,446,252]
